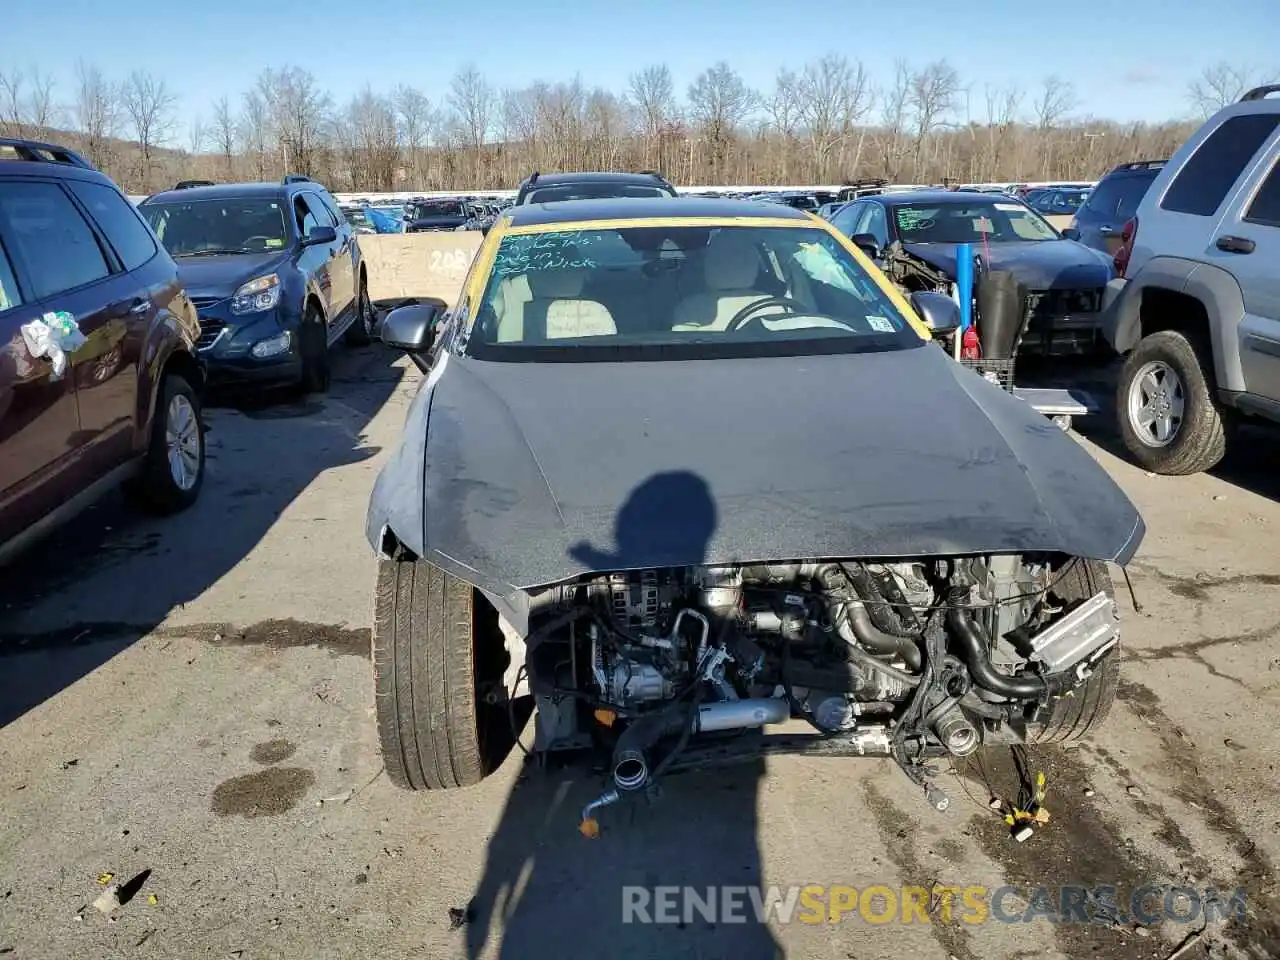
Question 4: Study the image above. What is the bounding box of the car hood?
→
[902,240,1112,289]
[369,343,1143,596]
[173,251,291,300]
[409,215,468,229]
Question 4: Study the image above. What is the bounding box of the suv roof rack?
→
[638,169,669,182]
[0,136,95,170]
[1240,84,1280,102]
[282,173,314,184]
[174,179,216,190]
[525,171,540,186]
[1113,160,1167,172]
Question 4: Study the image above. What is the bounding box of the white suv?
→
[1101,84,1280,475]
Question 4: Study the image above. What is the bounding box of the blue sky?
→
[2,0,1277,135]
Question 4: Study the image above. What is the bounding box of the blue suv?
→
[138,175,374,393]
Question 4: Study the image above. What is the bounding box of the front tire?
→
[298,305,331,395]
[373,558,488,790]
[1117,330,1227,475]
[1029,558,1119,744]
[133,373,205,514]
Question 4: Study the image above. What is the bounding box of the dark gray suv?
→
[1066,161,1165,254]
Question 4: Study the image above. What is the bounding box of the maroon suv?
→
[0,137,206,561]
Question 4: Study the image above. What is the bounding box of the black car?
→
[1065,160,1165,254]
[404,197,473,233]
[514,170,678,205]
[138,175,374,394]
[830,190,1114,355]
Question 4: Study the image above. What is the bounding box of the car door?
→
[315,191,357,316]
[292,192,336,326]
[0,178,113,549]
[64,177,164,470]
[1224,151,1280,404]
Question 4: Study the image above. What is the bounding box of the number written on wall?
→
[428,249,473,274]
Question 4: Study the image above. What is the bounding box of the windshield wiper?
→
[174,248,255,258]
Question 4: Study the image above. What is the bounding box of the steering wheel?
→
[242,235,274,251]
[726,296,810,332]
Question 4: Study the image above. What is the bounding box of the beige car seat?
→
[496,268,616,342]
[672,234,774,331]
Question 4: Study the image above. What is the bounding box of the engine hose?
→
[841,562,918,638]
[945,605,1062,699]
[830,621,922,688]
[840,601,924,671]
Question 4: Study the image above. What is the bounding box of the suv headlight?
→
[230,273,281,315]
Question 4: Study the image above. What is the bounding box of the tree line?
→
[0,58,1275,195]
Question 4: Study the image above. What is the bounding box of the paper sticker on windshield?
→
[265,238,284,248]
[994,203,1022,211]
[866,315,895,333]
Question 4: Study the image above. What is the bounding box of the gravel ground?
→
[1,347,1277,960]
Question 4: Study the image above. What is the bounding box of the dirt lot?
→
[1,346,1278,960]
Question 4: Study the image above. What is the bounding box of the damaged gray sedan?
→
[365,198,1144,823]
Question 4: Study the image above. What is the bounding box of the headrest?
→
[703,233,759,290]
[528,268,586,299]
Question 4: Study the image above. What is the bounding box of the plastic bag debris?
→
[20,311,87,381]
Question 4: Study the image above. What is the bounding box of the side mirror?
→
[850,233,882,260]
[1061,227,1081,241]
[381,300,445,364]
[910,291,961,337]
[302,225,337,247]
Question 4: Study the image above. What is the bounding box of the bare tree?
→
[212,95,236,176]
[876,60,912,180]
[1034,76,1077,175]
[908,61,961,181]
[238,88,270,179]
[687,62,756,181]
[766,69,801,181]
[123,70,177,191]
[794,54,873,181]
[27,67,55,130]
[983,83,1023,179]
[257,66,331,177]
[188,116,207,156]
[1187,62,1271,116]
[628,64,676,169]
[0,69,24,136]
[346,88,401,190]
[449,65,494,149]
[73,61,121,172]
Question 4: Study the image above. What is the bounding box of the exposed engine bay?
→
[879,241,954,294]
[519,555,1119,825]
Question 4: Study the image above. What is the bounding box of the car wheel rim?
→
[1127,360,1185,448]
[165,394,201,491]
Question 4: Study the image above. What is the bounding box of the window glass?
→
[295,195,322,235]
[67,179,157,270]
[318,193,347,225]
[305,193,337,227]
[893,200,1058,243]
[829,202,863,237]
[1243,158,1280,227]
[862,205,889,247]
[472,225,915,354]
[0,240,21,311]
[1161,114,1280,216]
[140,198,287,256]
[0,181,110,300]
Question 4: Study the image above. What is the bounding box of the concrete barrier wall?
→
[360,232,484,308]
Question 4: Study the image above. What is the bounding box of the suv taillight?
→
[1113,217,1138,277]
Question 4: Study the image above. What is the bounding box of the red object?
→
[1113,217,1138,277]
[961,326,982,360]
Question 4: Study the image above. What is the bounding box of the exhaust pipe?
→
[610,698,790,792]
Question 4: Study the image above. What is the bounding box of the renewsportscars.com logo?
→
[621,884,1248,926]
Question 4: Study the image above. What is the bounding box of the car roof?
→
[870,190,1024,205]
[523,171,669,187]
[142,181,297,203]
[504,196,813,228]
